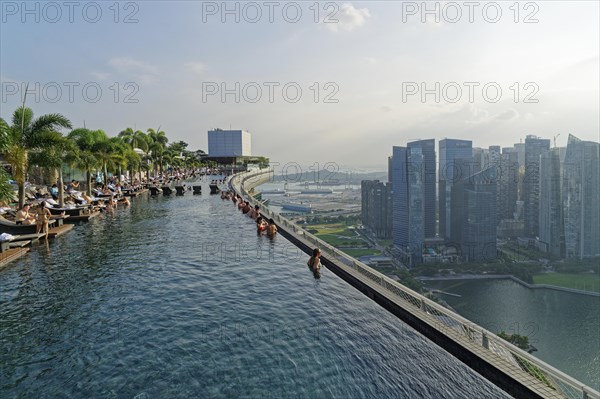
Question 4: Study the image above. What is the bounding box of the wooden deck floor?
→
[47,224,74,238]
[0,247,29,269]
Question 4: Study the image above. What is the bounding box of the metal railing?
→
[230,169,599,399]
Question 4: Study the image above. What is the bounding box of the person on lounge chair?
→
[50,184,59,200]
[15,204,36,225]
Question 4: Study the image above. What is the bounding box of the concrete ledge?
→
[275,224,552,399]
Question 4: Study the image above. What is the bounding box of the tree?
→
[68,128,104,196]
[498,331,530,351]
[92,136,127,186]
[0,119,13,202]
[118,128,148,183]
[1,107,72,208]
[147,127,168,176]
[29,135,77,207]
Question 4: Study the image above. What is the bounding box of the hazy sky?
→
[1,1,598,170]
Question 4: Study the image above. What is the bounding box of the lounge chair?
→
[0,215,56,234]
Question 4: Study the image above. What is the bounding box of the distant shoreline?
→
[418,274,600,297]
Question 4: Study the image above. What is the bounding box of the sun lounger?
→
[149,186,162,195]
[0,216,56,234]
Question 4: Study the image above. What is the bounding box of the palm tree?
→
[29,135,77,207]
[68,128,104,196]
[92,136,127,186]
[119,128,148,183]
[1,107,72,208]
[124,148,141,184]
[147,127,168,176]
[0,119,13,202]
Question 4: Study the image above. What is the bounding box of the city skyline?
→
[1,1,598,168]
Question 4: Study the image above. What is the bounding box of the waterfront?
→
[0,190,511,398]
[423,278,600,391]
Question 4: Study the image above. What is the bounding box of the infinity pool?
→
[0,186,511,398]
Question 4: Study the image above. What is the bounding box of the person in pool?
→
[35,202,52,239]
[256,216,268,234]
[266,218,278,238]
[307,248,321,278]
[242,201,252,214]
[249,205,260,219]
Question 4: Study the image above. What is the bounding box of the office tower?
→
[562,134,600,258]
[439,139,473,240]
[391,146,424,265]
[450,166,498,262]
[498,149,519,221]
[559,146,567,163]
[523,135,550,238]
[514,142,526,169]
[407,139,436,238]
[472,147,485,173]
[361,180,392,239]
[485,145,502,225]
[538,148,564,257]
[208,129,252,156]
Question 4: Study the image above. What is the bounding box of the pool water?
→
[0,187,511,398]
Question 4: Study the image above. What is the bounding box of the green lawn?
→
[499,247,535,262]
[533,273,600,293]
[340,248,382,258]
[316,234,369,248]
[307,224,357,237]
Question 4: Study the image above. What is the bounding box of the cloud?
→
[108,57,159,84]
[184,61,207,75]
[425,104,520,128]
[493,108,519,121]
[365,57,377,65]
[325,4,371,32]
[90,71,110,81]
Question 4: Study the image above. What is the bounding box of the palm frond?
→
[30,113,72,134]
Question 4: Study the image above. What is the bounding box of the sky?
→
[1,0,599,170]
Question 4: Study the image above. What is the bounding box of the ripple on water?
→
[1,192,511,398]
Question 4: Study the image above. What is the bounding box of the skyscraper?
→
[514,142,526,169]
[207,129,252,156]
[497,148,519,222]
[361,180,392,239]
[562,134,600,258]
[538,148,564,257]
[450,166,498,262]
[439,139,473,240]
[391,145,425,266]
[472,147,485,174]
[523,135,550,238]
[407,139,436,238]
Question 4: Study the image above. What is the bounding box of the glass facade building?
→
[361,180,392,239]
[538,148,564,257]
[208,129,252,157]
[407,139,436,238]
[523,135,550,238]
[562,134,600,258]
[439,139,473,240]
[391,146,424,265]
[450,166,498,262]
